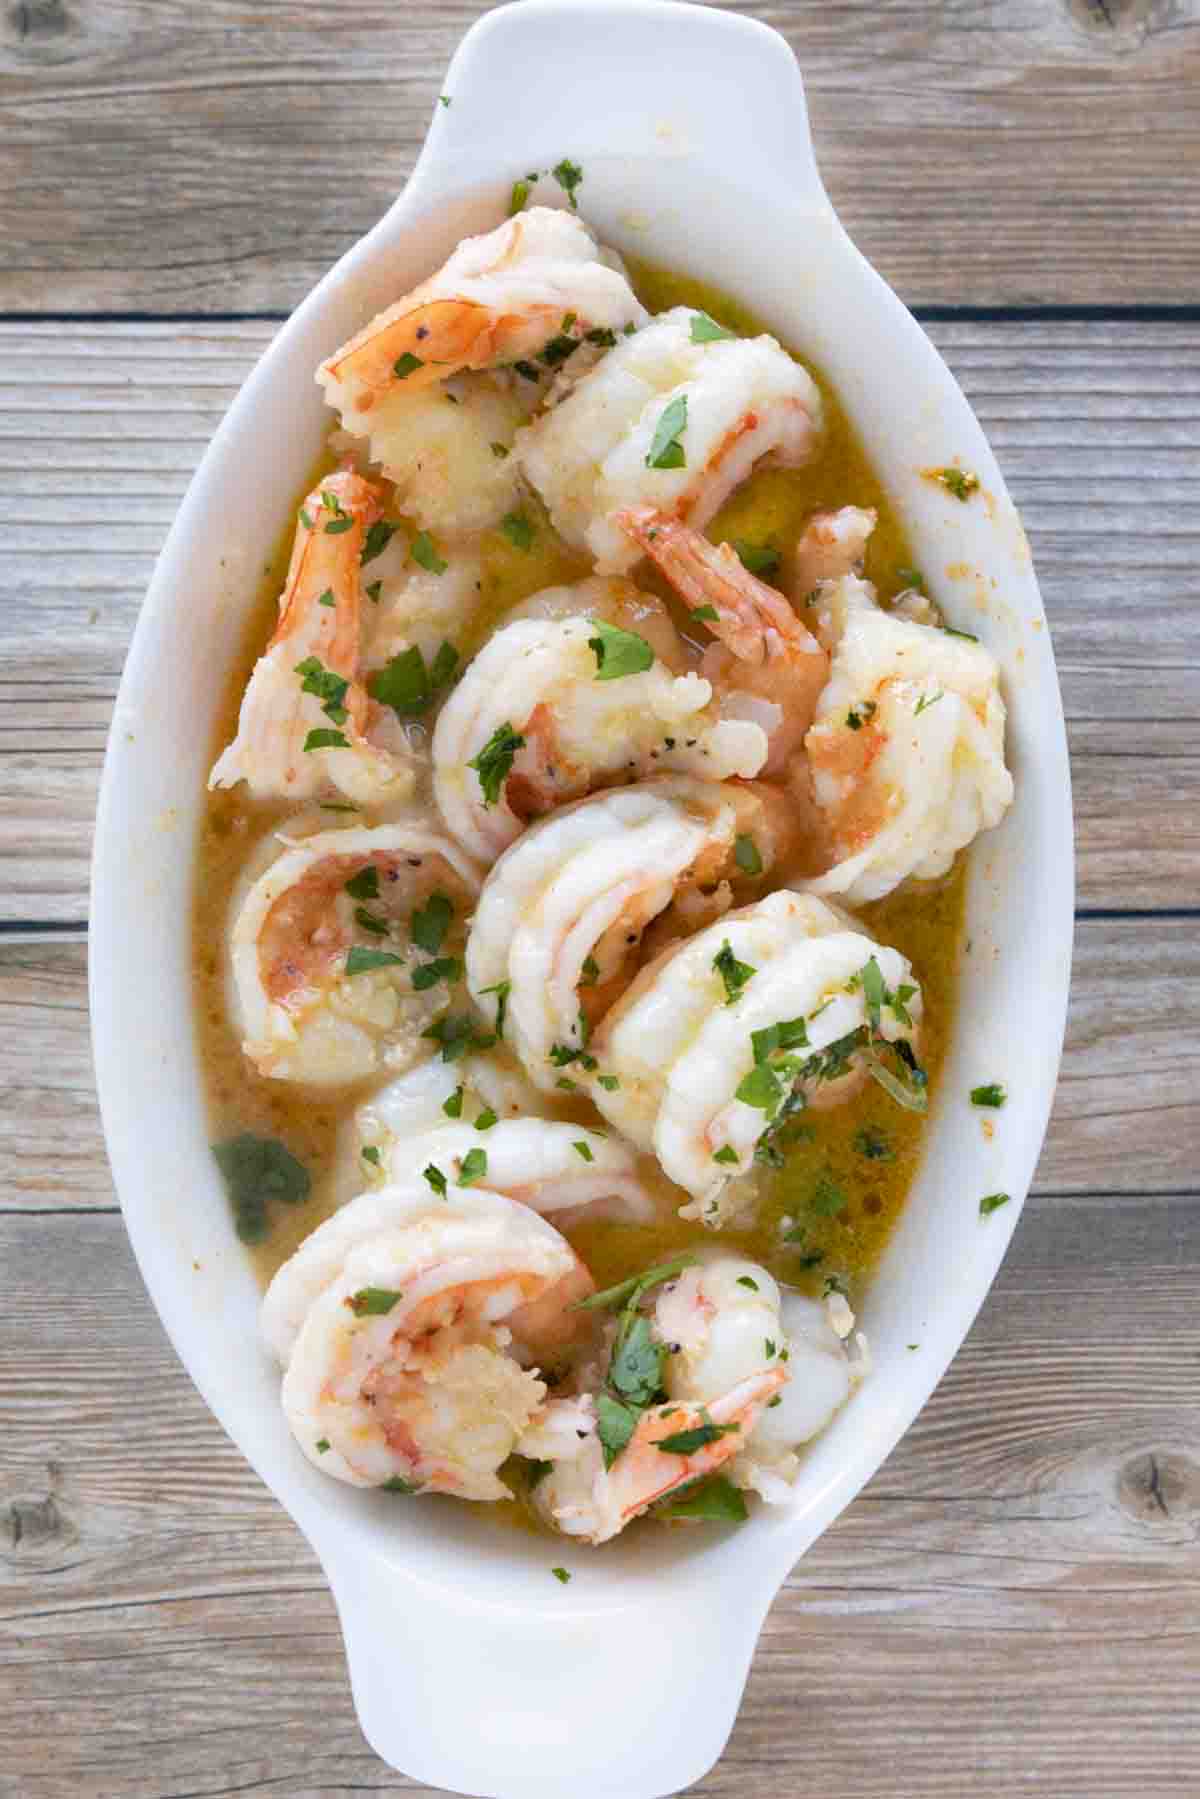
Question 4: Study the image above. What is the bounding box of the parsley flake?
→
[500,510,534,551]
[468,722,525,807]
[345,946,404,975]
[412,892,453,955]
[734,834,763,877]
[303,727,348,751]
[393,352,423,380]
[645,393,688,470]
[980,1191,1012,1216]
[457,1148,488,1186]
[689,311,737,344]
[971,1083,1007,1109]
[732,539,782,580]
[442,1086,464,1119]
[360,520,398,566]
[423,1163,447,1197]
[348,1286,402,1317]
[552,158,583,207]
[587,619,654,680]
[713,940,756,1005]
[573,1140,594,1163]
[410,530,448,575]
[929,465,980,502]
[344,865,380,902]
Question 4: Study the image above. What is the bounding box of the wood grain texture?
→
[2,316,1197,921]
[2,2,1200,311]
[2,912,1197,1205]
[1,1196,1196,1798]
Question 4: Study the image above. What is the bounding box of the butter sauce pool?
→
[193,260,964,1317]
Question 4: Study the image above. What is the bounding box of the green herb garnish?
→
[500,510,534,551]
[971,1083,1007,1108]
[689,311,736,344]
[410,530,448,575]
[552,158,583,207]
[302,727,349,752]
[345,946,404,975]
[412,892,453,955]
[980,1192,1012,1216]
[393,352,423,380]
[360,520,398,566]
[587,619,654,680]
[468,722,525,807]
[212,1133,310,1244]
[645,393,688,470]
[734,834,763,876]
[348,1287,402,1317]
[713,940,755,1006]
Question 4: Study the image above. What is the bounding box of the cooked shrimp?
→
[653,1252,858,1501]
[805,576,1013,903]
[265,1184,594,1497]
[589,888,923,1217]
[465,779,798,1092]
[618,508,829,774]
[523,1254,790,1542]
[209,471,413,807]
[431,580,769,862]
[335,374,527,536]
[317,208,647,422]
[516,306,823,574]
[231,821,481,1084]
[792,504,877,596]
[358,1116,659,1226]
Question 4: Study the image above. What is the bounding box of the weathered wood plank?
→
[2,915,1196,1213]
[2,2,1199,311]
[1,317,1197,921]
[1,1194,1195,1797]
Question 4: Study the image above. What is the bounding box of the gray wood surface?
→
[3,1,1200,310]
[2,3,1199,1796]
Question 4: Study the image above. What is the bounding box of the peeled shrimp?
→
[618,508,829,774]
[230,821,481,1084]
[805,576,1013,903]
[589,888,923,1217]
[359,1115,659,1226]
[516,306,823,574]
[431,579,769,862]
[317,208,647,424]
[209,470,412,807]
[265,1183,593,1497]
[465,778,797,1092]
[524,1253,792,1543]
[654,1252,858,1501]
[792,504,877,596]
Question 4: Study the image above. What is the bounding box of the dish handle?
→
[325,1544,777,1799]
[410,0,829,220]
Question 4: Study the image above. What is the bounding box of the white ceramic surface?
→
[90,3,1074,1794]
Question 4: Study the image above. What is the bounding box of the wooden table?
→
[3,4,1198,1794]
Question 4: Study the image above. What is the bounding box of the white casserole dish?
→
[89,4,1074,1794]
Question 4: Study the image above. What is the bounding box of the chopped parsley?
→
[580,954,599,986]
[354,906,388,936]
[392,352,423,380]
[512,359,540,381]
[302,727,349,752]
[914,689,944,716]
[295,654,349,725]
[361,1144,381,1167]
[573,1140,594,1162]
[360,520,398,566]
[733,539,782,580]
[713,1145,740,1166]
[980,1191,1012,1217]
[345,946,404,975]
[809,1172,848,1217]
[380,1476,419,1494]
[656,1418,738,1456]
[689,311,737,344]
[316,1438,330,1453]
[971,1083,1007,1109]
[896,566,925,592]
[691,604,719,623]
[368,640,458,717]
[365,581,382,603]
[734,834,763,877]
[597,1073,620,1092]
[713,939,756,1006]
[423,1163,448,1197]
[324,515,354,536]
[645,393,688,470]
[474,1108,498,1132]
[457,1147,487,1186]
[212,1133,311,1244]
[344,865,379,902]
[410,530,448,575]
[654,1473,747,1524]
[929,465,980,502]
[412,892,453,955]
[490,440,511,458]
[736,1276,759,1291]
[587,619,654,680]
[578,1254,697,1315]
[552,158,583,207]
[423,1012,494,1063]
[539,331,579,370]
[846,700,877,731]
[348,1287,402,1317]
[551,1566,571,1584]
[442,1086,464,1119]
[944,625,980,642]
[509,177,533,216]
[411,955,460,991]
[316,587,334,608]
[735,1063,785,1114]
[500,510,535,551]
[586,326,617,348]
[853,1125,894,1162]
[468,721,525,807]
[479,978,511,1039]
